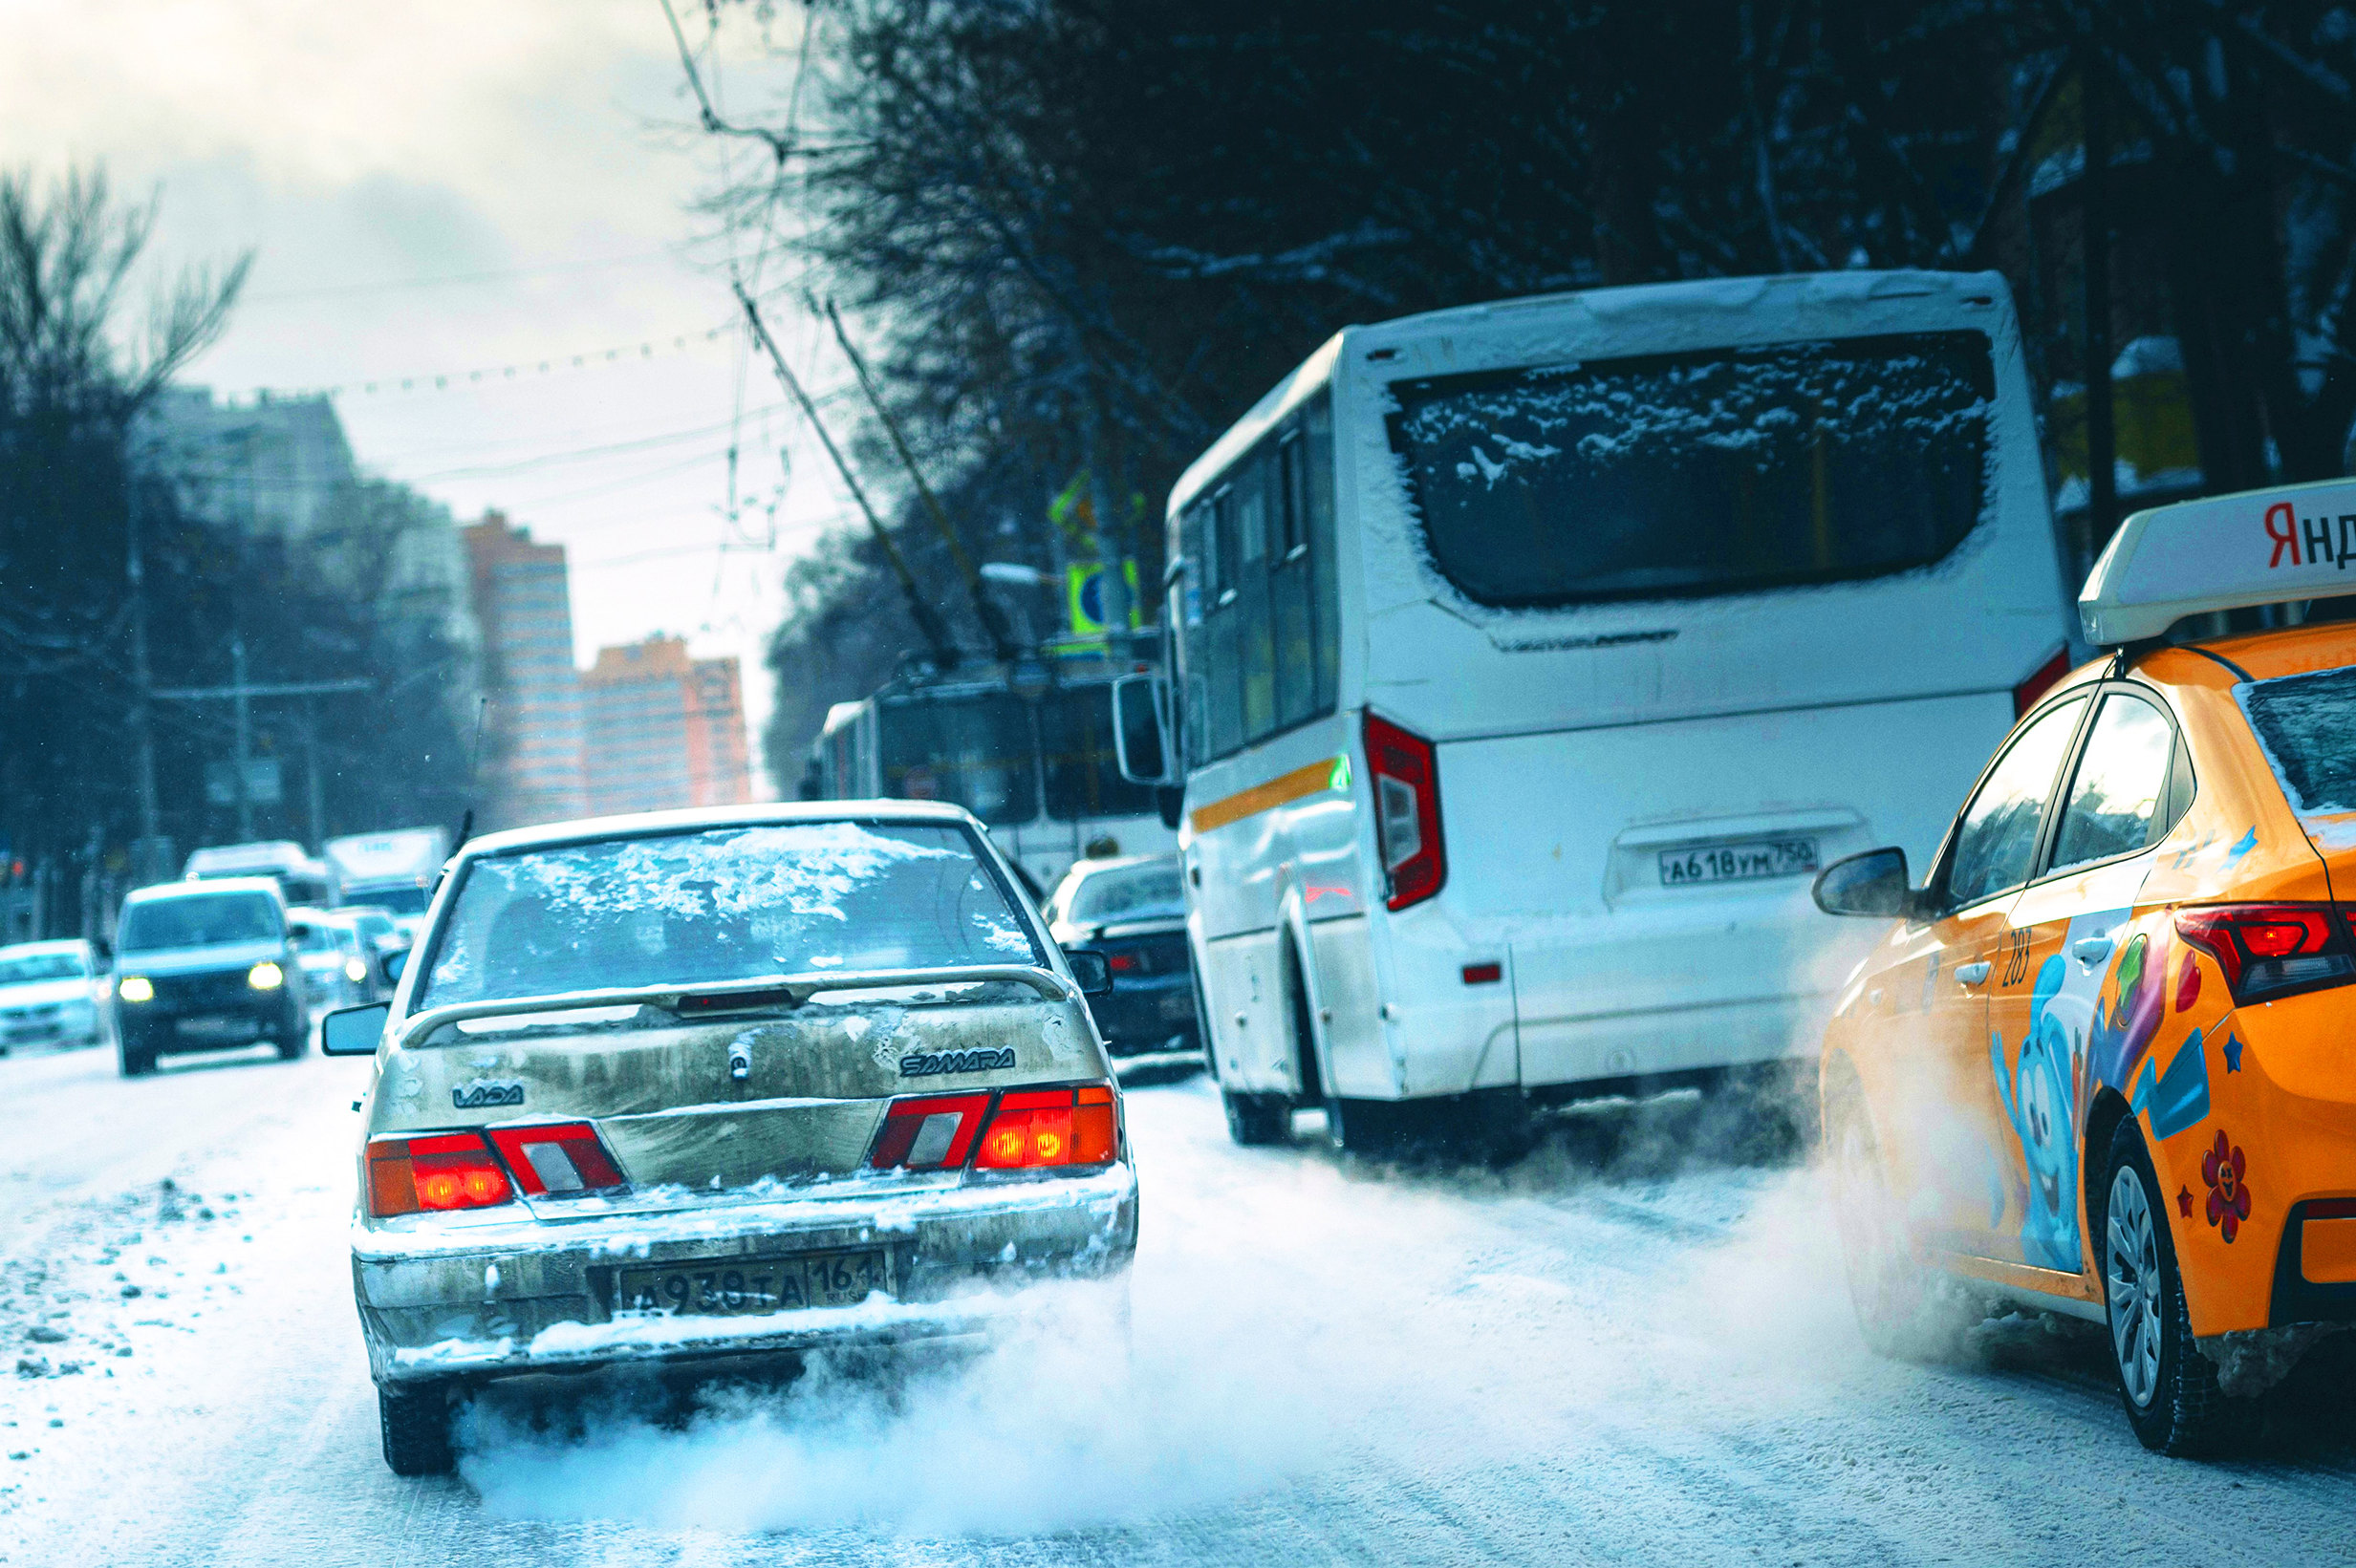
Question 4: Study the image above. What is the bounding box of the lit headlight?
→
[248,961,285,991]
[344,958,368,983]
[118,976,154,1003]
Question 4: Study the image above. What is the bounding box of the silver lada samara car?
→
[320,803,1138,1474]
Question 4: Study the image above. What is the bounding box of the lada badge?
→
[451,1078,526,1110]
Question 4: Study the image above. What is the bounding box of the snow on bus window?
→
[420,822,1042,1008]
[2238,665,2356,817]
[1384,331,1994,609]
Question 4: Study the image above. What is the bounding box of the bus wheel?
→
[1324,1096,1411,1156]
[1221,1090,1291,1146]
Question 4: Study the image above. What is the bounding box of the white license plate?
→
[1658,837,1820,887]
[615,1249,890,1318]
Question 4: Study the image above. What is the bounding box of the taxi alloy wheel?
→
[2101,1121,2239,1455]
[2105,1163,2165,1410]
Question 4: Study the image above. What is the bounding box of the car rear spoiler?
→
[393,964,1084,1052]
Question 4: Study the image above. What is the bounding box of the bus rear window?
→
[878,691,1038,826]
[1385,331,1994,609]
[2239,664,2356,816]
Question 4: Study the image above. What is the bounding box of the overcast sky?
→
[0,0,862,791]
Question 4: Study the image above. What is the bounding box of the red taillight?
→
[2174,904,2356,1004]
[1106,951,1142,974]
[1365,712,1444,911]
[868,1092,990,1171]
[367,1131,514,1217]
[974,1085,1118,1171]
[2014,646,2071,718]
[485,1123,625,1197]
[1462,962,1502,984]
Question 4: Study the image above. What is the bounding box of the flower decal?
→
[2201,1131,2253,1243]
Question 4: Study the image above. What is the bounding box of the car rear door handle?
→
[1955,961,1992,987]
[2073,936,2115,966]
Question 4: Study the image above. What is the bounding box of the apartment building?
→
[462,514,588,829]
[581,636,753,815]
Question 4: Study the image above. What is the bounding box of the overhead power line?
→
[241,251,681,306]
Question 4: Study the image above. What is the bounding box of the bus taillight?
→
[1366,713,1445,911]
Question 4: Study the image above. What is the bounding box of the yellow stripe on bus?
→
[1189,755,1349,834]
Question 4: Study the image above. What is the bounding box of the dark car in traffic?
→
[112,879,311,1075]
[1046,854,1200,1064]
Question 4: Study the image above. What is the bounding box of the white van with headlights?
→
[1125,270,2079,1154]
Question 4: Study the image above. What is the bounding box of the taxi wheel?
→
[2102,1122,2241,1456]
[1827,1086,1942,1359]
[378,1379,455,1475]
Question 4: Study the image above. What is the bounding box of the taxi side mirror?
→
[382,949,408,982]
[1813,848,1919,920]
[320,1001,391,1056]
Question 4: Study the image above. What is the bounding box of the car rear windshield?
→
[1070,864,1185,925]
[1385,330,1994,609]
[418,821,1043,1009]
[119,893,281,953]
[2238,664,2356,815]
[0,952,85,985]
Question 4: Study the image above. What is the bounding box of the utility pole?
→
[230,632,254,841]
[153,662,369,849]
[303,698,327,852]
[124,480,167,883]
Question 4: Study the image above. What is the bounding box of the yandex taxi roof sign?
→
[2081,478,2356,644]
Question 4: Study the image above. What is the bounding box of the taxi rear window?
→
[2238,664,2356,815]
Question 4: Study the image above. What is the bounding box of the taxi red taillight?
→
[868,1092,990,1171]
[1366,712,1444,911]
[2174,903,2356,1005]
[367,1131,514,1217]
[975,1085,1118,1171]
[485,1123,626,1197]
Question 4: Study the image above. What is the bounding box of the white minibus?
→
[1126,270,2079,1152]
[805,667,1176,897]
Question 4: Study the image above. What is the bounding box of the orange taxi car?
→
[1814,478,2356,1454]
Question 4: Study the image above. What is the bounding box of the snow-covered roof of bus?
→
[1164,268,2010,523]
[2081,477,2356,644]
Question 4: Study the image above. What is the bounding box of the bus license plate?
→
[1658,837,1820,887]
[616,1249,890,1318]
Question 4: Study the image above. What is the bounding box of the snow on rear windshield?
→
[2237,665,2356,816]
[419,822,1041,1009]
[1385,331,1993,609]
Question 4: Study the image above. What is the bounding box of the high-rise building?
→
[462,514,587,829]
[582,636,754,816]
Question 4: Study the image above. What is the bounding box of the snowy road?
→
[0,1043,2351,1566]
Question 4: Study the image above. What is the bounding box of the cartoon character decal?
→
[1986,898,2240,1265]
[1993,949,2098,1269]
